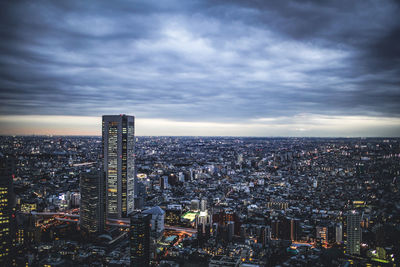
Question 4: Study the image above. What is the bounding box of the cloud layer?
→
[0,0,399,135]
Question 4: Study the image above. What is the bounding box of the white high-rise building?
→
[335,222,343,244]
[200,198,207,212]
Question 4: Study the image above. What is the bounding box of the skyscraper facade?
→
[346,211,362,255]
[316,226,328,245]
[130,212,151,267]
[200,198,207,212]
[79,168,105,235]
[335,222,343,244]
[102,115,136,219]
[0,153,15,264]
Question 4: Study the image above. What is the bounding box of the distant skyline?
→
[1,1,400,136]
[1,115,399,137]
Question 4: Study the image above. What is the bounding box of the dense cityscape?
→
[2,0,400,266]
[0,115,399,266]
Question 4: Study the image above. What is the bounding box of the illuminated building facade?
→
[165,205,182,226]
[335,222,343,244]
[212,210,241,236]
[196,210,212,235]
[271,217,300,241]
[20,202,36,213]
[316,226,328,245]
[200,198,207,212]
[290,218,300,241]
[79,168,105,235]
[102,115,136,219]
[0,153,15,264]
[267,201,288,210]
[345,211,362,255]
[130,212,150,267]
[258,225,271,247]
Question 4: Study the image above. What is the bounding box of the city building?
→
[346,211,362,255]
[290,218,301,241]
[267,201,289,210]
[130,212,151,267]
[165,205,182,226]
[191,199,200,211]
[316,226,328,245]
[102,115,136,219]
[0,153,15,265]
[227,221,235,241]
[143,206,165,239]
[209,255,239,267]
[213,210,241,236]
[200,198,207,212]
[270,216,300,241]
[79,168,105,236]
[335,222,343,244]
[1,134,399,266]
[160,176,168,190]
[196,209,212,240]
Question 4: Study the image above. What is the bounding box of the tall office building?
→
[316,226,328,245]
[200,198,207,212]
[290,218,301,241]
[346,211,362,255]
[102,115,136,219]
[130,212,151,267]
[335,222,343,244]
[190,199,200,211]
[143,206,165,239]
[0,153,15,264]
[79,168,105,235]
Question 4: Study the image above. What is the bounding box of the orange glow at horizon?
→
[0,114,400,137]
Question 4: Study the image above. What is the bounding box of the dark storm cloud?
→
[0,0,399,122]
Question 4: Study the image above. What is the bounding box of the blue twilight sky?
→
[0,0,400,136]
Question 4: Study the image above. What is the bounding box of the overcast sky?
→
[1,0,399,136]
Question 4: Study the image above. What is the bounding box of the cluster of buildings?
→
[0,115,399,266]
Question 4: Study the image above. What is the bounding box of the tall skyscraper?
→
[346,211,362,255]
[0,153,15,265]
[79,168,105,235]
[335,222,343,244]
[130,212,151,267]
[102,115,136,219]
[200,198,207,212]
[290,218,300,241]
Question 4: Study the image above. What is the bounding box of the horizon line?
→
[0,134,398,139]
